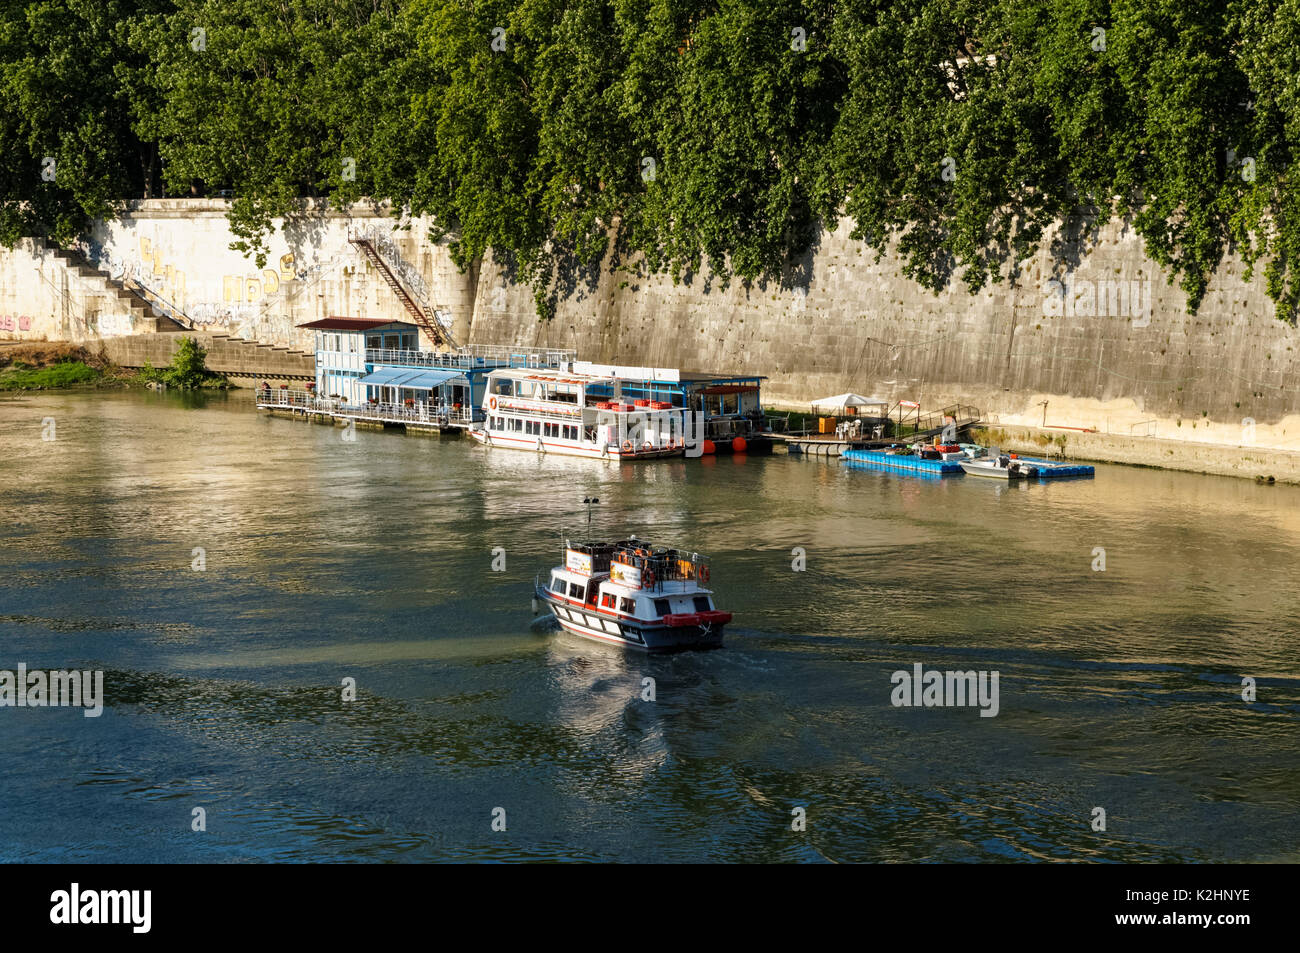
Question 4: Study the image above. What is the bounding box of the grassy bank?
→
[0,344,118,391]
[0,339,229,391]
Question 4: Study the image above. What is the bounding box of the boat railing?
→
[612,548,709,586]
[365,344,577,369]
[256,388,478,425]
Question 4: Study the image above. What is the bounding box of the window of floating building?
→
[491,377,514,396]
[401,332,416,350]
[551,383,578,404]
[367,335,381,349]
[619,597,636,614]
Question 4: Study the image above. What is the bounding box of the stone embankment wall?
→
[99,332,314,381]
[2,200,1299,465]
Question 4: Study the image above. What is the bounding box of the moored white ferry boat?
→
[469,366,688,460]
[536,539,732,651]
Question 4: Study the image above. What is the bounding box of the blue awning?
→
[358,367,405,387]
[359,368,465,390]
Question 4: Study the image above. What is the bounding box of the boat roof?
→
[298,317,417,331]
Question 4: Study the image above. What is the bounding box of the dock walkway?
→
[256,389,474,432]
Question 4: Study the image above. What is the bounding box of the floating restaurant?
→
[256,317,575,430]
[471,361,776,459]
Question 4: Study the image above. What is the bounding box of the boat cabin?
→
[547,539,719,621]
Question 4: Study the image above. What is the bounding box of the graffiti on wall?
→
[97,314,134,336]
[0,314,34,333]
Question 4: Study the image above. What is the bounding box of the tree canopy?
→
[2,0,1299,321]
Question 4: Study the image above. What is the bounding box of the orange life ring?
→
[699,566,710,583]
[644,569,656,588]
[622,440,633,453]
[489,397,497,410]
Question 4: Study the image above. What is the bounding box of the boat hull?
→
[470,429,681,460]
[959,460,1034,479]
[536,586,725,652]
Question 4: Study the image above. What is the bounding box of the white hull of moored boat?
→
[470,427,681,460]
[959,459,1037,479]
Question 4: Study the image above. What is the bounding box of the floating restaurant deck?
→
[256,389,474,432]
[841,448,965,474]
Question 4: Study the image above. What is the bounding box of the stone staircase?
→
[101,331,315,381]
[36,239,186,332]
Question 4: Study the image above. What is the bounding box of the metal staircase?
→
[348,234,458,349]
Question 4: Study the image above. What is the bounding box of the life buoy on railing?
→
[489,397,497,410]
[643,441,654,452]
[699,566,710,583]
[622,440,634,454]
[644,569,656,589]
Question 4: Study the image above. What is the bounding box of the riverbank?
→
[0,343,126,391]
[0,340,231,392]
[972,424,1300,485]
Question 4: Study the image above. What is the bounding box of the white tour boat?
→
[469,366,688,460]
[536,539,732,651]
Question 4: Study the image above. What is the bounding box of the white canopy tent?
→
[810,393,891,415]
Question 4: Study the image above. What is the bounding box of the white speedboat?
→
[959,455,1040,479]
[536,539,731,651]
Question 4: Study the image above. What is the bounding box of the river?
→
[2,389,1297,862]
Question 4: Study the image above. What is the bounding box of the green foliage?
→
[3,1,1300,323]
[0,0,167,246]
[0,359,99,389]
[144,336,223,388]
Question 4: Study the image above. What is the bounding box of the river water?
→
[2,389,1298,862]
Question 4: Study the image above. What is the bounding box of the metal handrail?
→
[256,389,479,425]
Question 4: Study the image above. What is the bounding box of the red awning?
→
[699,384,759,395]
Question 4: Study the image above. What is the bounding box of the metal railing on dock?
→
[256,389,478,428]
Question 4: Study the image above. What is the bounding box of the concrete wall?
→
[0,201,478,353]
[99,332,315,380]
[467,219,1300,452]
[0,238,148,340]
[3,200,1299,456]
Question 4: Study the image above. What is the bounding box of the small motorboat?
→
[959,453,1040,479]
[536,537,732,651]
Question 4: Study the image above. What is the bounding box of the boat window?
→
[601,593,615,608]
[568,582,584,599]
[512,418,523,431]
[620,597,636,614]
[492,378,514,396]
[551,577,565,593]
[654,599,671,616]
[693,596,711,612]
